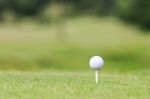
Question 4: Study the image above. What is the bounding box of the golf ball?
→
[89,56,104,70]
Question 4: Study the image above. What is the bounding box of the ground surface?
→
[0,16,150,99]
[0,71,149,99]
[0,16,150,71]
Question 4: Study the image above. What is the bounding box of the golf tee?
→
[95,70,98,83]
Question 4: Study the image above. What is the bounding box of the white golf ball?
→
[89,56,104,70]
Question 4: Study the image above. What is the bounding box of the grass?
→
[0,70,149,99]
[0,16,149,99]
[0,17,150,99]
[0,16,150,71]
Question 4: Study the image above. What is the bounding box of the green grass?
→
[0,16,149,99]
[0,71,149,99]
[0,16,150,71]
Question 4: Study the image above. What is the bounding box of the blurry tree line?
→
[0,0,150,30]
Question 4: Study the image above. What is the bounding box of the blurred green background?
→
[0,0,150,72]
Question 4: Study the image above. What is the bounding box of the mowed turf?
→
[0,71,149,99]
[0,16,150,71]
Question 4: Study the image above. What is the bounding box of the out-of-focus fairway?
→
[0,16,150,71]
[0,71,149,99]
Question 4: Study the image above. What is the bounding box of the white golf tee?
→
[95,70,99,83]
[89,56,104,83]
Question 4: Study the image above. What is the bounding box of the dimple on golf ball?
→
[89,56,104,70]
